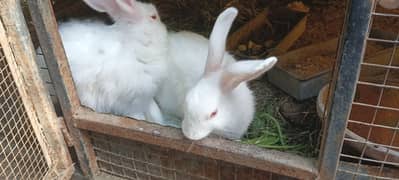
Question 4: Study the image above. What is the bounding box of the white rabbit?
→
[58,0,167,123]
[156,7,278,140]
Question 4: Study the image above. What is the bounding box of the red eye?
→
[151,15,157,20]
[210,110,218,119]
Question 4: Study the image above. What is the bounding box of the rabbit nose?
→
[182,119,212,140]
[182,129,202,140]
[182,128,208,140]
[181,120,197,139]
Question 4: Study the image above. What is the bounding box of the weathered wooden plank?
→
[27,0,92,176]
[74,107,319,180]
[0,0,73,178]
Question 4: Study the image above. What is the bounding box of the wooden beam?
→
[26,0,91,176]
[74,107,318,179]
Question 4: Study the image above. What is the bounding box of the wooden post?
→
[0,0,74,178]
[26,0,92,176]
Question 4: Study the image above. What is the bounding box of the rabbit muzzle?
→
[181,118,212,140]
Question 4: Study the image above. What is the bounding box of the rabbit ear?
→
[220,57,278,92]
[83,0,140,21]
[114,0,139,15]
[204,7,238,76]
[83,0,118,12]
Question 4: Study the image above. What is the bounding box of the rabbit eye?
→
[151,15,157,20]
[210,110,218,119]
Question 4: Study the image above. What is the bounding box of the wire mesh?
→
[337,1,399,179]
[0,46,49,179]
[88,131,295,180]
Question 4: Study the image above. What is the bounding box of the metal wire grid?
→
[88,132,295,180]
[0,47,49,179]
[337,1,399,179]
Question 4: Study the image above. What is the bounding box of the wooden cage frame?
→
[0,0,73,179]
[28,0,320,178]
[2,0,399,179]
[27,0,317,178]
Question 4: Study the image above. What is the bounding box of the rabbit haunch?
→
[59,0,167,123]
[156,7,278,140]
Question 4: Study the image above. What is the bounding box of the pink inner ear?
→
[116,0,136,11]
[108,0,142,22]
[126,0,135,6]
[83,0,117,13]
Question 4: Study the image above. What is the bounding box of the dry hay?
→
[149,0,292,36]
[50,0,295,36]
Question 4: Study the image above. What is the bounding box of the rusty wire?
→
[0,47,49,179]
[336,1,399,179]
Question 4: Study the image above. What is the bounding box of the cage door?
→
[0,1,73,179]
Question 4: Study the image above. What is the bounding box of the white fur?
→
[59,0,167,123]
[156,8,277,140]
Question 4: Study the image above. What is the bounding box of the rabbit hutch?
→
[1,0,399,179]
